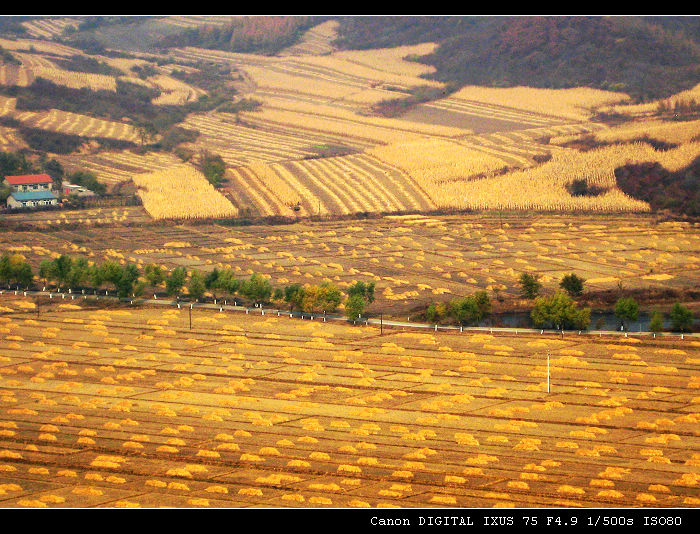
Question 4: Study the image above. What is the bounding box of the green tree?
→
[559,273,585,297]
[0,254,34,288]
[48,255,74,290]
[348,280,375,304]
[144,263,165,288]
[187,270,206,301]
[204,268,220,295]
[200,152,227,186]
[670,303,694,332]
[66,257,89,289]
[614,297,639,331]
[240,273,272,304]
[345,293,366,320]
[284,283,305,311]
[67,170,106,195]
[166,267,187,297]
[449,291,491,326]
[519,273,542,299]
[0,254,11,286]
[649,310,664,333]
[116,264,140,298]
[13,261,34,288]
[135,121,158,146]
[38,259,53,286]
[531,292,591,330]
[426,302,447,324]
[214,268,241,301]
[41,157,64,189]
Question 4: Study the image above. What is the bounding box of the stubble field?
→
[0,297,698,508]
[1,214,698,317]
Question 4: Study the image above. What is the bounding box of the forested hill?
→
[334,16,700,101]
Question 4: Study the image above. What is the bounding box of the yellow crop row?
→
[435,142,694,211]
[246,161,303,207]
[278,19,339,56]
[367,138,510,185]
[253,95,471,138]
[450,86,630,121]
[569,119,700,146]
[606,83,700,116]
[242,106,451,145]
[33,66,117,92]
[132,163,238,220]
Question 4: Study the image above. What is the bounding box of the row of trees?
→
[420,271,695,332]
[2,251,696,332]
[8,252,378,317]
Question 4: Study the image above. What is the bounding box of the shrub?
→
[519,273,542,299]
[531,292,591,330]
[670,303,694,332]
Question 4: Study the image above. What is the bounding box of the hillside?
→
[335,16,700,101]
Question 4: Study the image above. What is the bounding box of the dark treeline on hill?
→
[53,55,123,77]
[335,16,700,101]
[615,156,700,217]
[157,16,326,55]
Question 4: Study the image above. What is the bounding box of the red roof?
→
[4,174,53,186]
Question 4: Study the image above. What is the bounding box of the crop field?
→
[1,207,151,229]
[1,214,698,317]
[132,164,238,220]
[58,150,183,187]
[181,113,370,167]
[13,109,140,143]
[278,20,339,57]
[0,126,25,150]
[20,18,80,39]
[0,64,34,87]
[0,297,698,508]
[222,154,435,217]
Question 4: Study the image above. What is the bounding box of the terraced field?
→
[0,207,151,229]
[0,297,698,508]
[223,154,434,217]
[13,109,139,143]
[58,151,182,187]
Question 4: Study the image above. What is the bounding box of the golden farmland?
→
[0,297,699,508]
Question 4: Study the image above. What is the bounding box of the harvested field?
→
[278,20,339,57]
[132,164,238,220]
[14,109,140,143]
[223,154,435,217]
[1,207,151,229]
[0,298,698,508]
[1,214,697,317]
[58,150,183,187]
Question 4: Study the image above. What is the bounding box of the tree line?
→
[421,271,695,332]
[0,251,695,332]
[0,252,378,318]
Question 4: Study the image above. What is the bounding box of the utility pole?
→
[547,351,550,394]
[189,304,192,330]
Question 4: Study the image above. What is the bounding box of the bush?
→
[670,302,694,332]
[519,273,542,299]
[560,273,585,297]
[531,292,591,330]
[649,310,664,332]
[614,297,639,330]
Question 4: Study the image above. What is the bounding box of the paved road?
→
[3,288,698,340]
